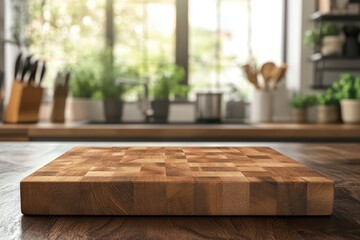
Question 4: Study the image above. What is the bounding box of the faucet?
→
[116,77,154,123]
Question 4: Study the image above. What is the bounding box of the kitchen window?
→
[26,0,106,79]
[24,0,285,96]
[189,0,285,94]
[113,0,176,72]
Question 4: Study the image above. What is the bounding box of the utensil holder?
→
[250,90,273,123]
[51,85,68,123]
[4,80,44,123]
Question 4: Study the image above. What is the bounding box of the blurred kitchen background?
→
[0,0,360,141]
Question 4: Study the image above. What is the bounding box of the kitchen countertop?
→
[1,122,360,141]
[0,142,359,239]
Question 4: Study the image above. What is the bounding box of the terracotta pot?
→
[340,99,360,123]
[316,105,340,123]
[292,108,307,123]
[151,100,170,122]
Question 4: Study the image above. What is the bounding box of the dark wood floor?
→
[0,142,359,240]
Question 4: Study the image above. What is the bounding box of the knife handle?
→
[28,61,38,84]
[14,53,23,80]
[64,72,71,86]
[39,61,46,86]
[22,55,33,82]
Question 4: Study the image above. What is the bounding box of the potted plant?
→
[304,23,342,56]
[333,74,360,123]
[290,94,310,123]
[68,62,99,122]
[225,84,246,119]
[98,52,138,122]
[99,58,123,122]
[151,64,188,122]
[316,89,340,123]
[320,23,342,56]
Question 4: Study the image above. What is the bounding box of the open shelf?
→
[310,53,360,62]
[311,84,332,90]
[311,12,360,22]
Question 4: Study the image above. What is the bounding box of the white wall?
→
[286,0,315,93]
[0,0,4,74]
[2,0,20,105]
[301,2,317,93]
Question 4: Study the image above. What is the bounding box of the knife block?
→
[4,80,44,123]
[51,85,68,123]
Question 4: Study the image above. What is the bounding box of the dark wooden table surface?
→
[0,142,359,240]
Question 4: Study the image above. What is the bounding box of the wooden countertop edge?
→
[0,126,29,141]
[1,123,360,139]
[27,125,360,139]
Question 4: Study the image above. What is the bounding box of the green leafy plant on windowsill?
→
[74,49,139,101]
[290,93,311,109]
[97,51,139,101]
[150,63,190,121]
[69,62,99,99]
[332,74,360,123]
[152,64,189,101]
[290,93,313,123]
[316,89,339,106]
[331,74,360,100]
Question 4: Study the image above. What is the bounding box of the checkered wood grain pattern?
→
[21,147,334,216]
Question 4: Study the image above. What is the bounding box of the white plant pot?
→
[340,99,360,123]
[88,100,105,122]
[66,97,91,122]
[122,102,144,122]
[250,90,273,123]
[225,100,246,119]
[321,36,342,56]
[169,102,196,123]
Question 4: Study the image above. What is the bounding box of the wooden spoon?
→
[271,63,288,90]
[242,64,260,89]
[261,62,276,91]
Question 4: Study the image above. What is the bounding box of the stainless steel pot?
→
[196,92,222,123]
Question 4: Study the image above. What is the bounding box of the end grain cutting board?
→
[21,147,334,215]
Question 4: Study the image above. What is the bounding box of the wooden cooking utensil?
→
[242,64,260,89]
[261,62,276,91]
[271,63,288,90]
